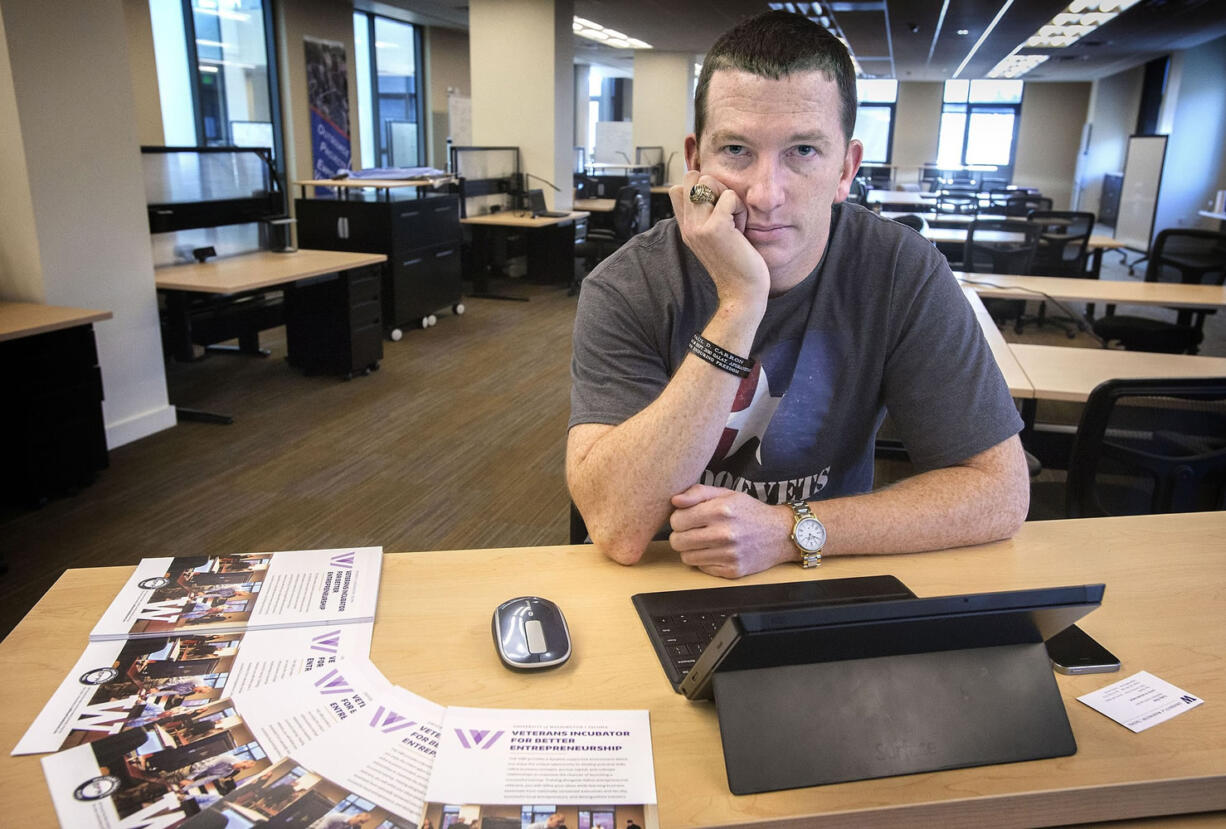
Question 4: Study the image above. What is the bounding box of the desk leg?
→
[525,221,575,285]
[162,290,197,362]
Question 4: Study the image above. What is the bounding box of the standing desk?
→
[460,210,589,299]
[156,249,388,421]
[0,513,1223,826]
[0,302,112,505]
[573,198,615,213]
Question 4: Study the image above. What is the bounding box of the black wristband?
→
[688,332,754,378]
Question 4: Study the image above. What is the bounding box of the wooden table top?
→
[0,301,112,342]
[293,176,455,189]
[963,286,1033,398]
[573,197,616,212]
[3,513,1224,827]
[1009,343,1226,402]
[460,210,589,228]
[958,272,1226,309]
[153,249,387,294]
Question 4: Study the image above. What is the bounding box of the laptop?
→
[526,188,569,218]
[632,575,915,692]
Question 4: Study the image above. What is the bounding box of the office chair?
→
[987,189,1016,212]
[1004,195,1052,217]
[1028,377,1226,520]
[935,191,978,216]
[569,501,590,544]
[963,218,1041,328]
[981,178,1009,193]
[891,213,928,233]
[1092,228,1226,354]
[847,176,869,205]
[575,185,645,275]
[1015,210,1096,336]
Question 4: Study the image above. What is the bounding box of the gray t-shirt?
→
[569,201,1022,504]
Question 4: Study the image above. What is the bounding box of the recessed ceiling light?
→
[956,28,969,35]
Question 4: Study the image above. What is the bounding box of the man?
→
[567,11,1028,578]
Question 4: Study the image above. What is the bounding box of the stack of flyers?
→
[14,624,372,756]
[90,549,382,642]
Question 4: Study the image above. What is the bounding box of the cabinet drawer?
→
[349,298,382,329]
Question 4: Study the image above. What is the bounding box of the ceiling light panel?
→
[1024,0,1142,49]
[987,53,1049,78]
[573,17,652,49]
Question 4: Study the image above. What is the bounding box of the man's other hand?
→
[668,484,794,578]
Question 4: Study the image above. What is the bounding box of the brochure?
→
[89,548,382,641]
[15,623,373,755]
[181,686,444,829]
[423,707,658,829]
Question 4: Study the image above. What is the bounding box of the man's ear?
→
[834,138,864,204]
[684,134,700,172]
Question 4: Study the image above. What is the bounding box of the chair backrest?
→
[963,218,1041,274]
[935,191,978,215]
[1029,210,1095,277]
[892,213,928,232]
[1004,196,1052,217]
[848,176,868,204]
[611,185,646,241]
[1065,377,1226,518]
[1145,228,1226,285]
[988,188,1016,208]
[982,177,1009,192]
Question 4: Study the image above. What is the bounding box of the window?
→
[937,79,1023,170]
[587,66,606,162]
[149,0,283,165]
[855,79,897,164]
[354,13,425,168]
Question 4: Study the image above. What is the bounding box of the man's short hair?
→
[694,10,858,145]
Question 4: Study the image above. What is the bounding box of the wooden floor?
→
[1,250,1222,641]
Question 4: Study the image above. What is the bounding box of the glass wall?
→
[353,12,424,168]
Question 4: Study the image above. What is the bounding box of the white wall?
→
[1154,34,1226,234]
[0,4,42,301]
[426,26,470,169]
[632,51,693,184]
[1,0,174,448]
[891,81,941,184]
[1078,65,1143,218]
[1014,83,1091,210]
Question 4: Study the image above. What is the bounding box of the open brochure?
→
[89,548,382,641]
[40,660,434,829]
[423,707,658,829]
[15,623,373,755]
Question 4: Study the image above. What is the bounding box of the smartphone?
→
[1046,624,1121,674]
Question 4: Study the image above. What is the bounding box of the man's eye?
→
[795,145,817,157]
[724,145,746,156]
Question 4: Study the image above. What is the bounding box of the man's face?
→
[686,69,862,287]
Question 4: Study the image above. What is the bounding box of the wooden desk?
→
[0,302,112,504]
[1009,344,1226,402]
[867,189,933,207]
[573,198,615,213]
[293,176,455,199]
[958,272,1226,311]
[154,249,387,294]
[963,286,1033,398]
[460,210,589,229]
[925,226,1025,245]
[650,185,673,195]
[461,211,589,295]
[2,514,1224,826]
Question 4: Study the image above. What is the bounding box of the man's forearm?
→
[568,303,762,562]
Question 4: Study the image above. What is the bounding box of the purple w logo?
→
[454,728,504,749]
[329,552,356,569]
[310,630,341,653]
[368,705,416,734]
[313,668,354,695]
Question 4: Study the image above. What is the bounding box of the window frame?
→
[855,102,896,164]
[356,11,427,168]
[938,81,1024,175]
[178,0,285,182]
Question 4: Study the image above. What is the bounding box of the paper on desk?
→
[424,707,657,819]
[179,685,444,829]
[89,547,382,641]
[1078,670,1204,733]
[14,622,372,755]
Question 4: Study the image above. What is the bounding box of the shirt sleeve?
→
[880,247,1023,470]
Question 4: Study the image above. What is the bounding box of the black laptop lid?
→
[527,188,547,214]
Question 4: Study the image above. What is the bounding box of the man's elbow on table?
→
[587,519,652,566]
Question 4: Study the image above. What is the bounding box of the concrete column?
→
[0,0,174,448]
[469,0,575,209]
[632,51,694,185]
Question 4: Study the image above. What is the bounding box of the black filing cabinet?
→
[284,265,383,379]
[2,325,108,506]
[1100,173,1123,227]
[295,193,463,336]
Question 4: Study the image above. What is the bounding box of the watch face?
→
[794,516,826,552]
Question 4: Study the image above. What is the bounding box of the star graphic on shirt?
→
[722,366,783,464]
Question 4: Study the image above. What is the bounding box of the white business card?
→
[1077,670,1204,733]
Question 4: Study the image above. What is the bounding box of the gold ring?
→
[689,184,717,206]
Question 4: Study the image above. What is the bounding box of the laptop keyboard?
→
[653,612,732,676]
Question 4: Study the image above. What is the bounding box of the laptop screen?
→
[527,188,547,214]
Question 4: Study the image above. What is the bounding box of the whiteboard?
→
[448,93,472,146]
[595,121,634,164]
[1115,135,1167,252]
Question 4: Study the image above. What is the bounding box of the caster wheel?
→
[363,367,371,376]
[344,372,354,381]
[420,317,430,329]
[370,362,381,372]
[453,302,466,315]
[389,328,403,342]
[428,314,438,326]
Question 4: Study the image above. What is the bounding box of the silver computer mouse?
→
[492,596,572,671]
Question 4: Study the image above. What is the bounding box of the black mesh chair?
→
[1029,377,1226,520]
[1004,195,1052,217]
[963,218,1042,327]
[892,213,928,232]
[935,190,979,216]
[1092,228,1226,354]
[575,185,645,275]
[1016,210,1097,336]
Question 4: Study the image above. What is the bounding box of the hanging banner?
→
[304,37,351,183]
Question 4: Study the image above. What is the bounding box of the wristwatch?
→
[788,501,826,568]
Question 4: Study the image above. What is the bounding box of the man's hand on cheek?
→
[668,484,794,578]
[669,171,771,311]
